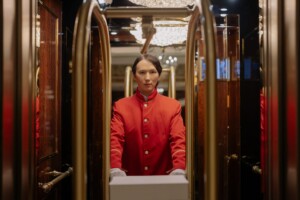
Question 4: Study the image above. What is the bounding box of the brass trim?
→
[168,66,176,99]
[72,1,111,200]
[198,0,218,199]
[124,66,133,97]
[103,7,194,18]
[185,7,199,200]
[38,167,73,193]
[124,67,176,99]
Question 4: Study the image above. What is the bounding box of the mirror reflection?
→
[108,14,189,178]
[110,54,186,177]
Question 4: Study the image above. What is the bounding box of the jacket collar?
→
[135,88,158,102]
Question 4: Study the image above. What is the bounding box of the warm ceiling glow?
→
[128,0,194,7]
[130,20,188,47]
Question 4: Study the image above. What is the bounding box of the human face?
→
[133,59,159,96]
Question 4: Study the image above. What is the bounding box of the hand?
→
[169,169,186,176]
[110,168,126,179]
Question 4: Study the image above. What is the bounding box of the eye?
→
[138,71,146,75]
[150,70,157,74]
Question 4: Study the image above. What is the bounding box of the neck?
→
[136,88,158,102]
[140,93,148,101]
[139,88,155,97]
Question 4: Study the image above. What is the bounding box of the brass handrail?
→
[124,66,176,99]
[197,0,218,200]
[72,1,111,200]
[38,167,73,193]
[103,7,194,18]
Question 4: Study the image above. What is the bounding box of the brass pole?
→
[167,68,172,98]
[169,66,176,99]
[185,7,199,200]
[72,5,88,200]
[197,0,218,199]
[124,66,133,97]
[140,27,156,54]
[72,1,111,200]
[103,7,193,18]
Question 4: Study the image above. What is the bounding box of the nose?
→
[145,72,150,80]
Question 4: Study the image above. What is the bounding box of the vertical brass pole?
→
[169,66,176,99]
[72,5,88,200]
[95,8,111,200]
[197,0,218,199]
[124,66,132,97]
[72,1,111,200]
[185,7,199,200]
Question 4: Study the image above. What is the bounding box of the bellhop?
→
[110,88,186,175]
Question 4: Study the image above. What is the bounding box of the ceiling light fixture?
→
[110,31,118,35]
[130,20,188,47]
[220,8,228,12]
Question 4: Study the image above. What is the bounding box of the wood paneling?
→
[198,80,240,200]
[36,0,62,199]
[228,81,240,200]
[216,81,229,200]
[197,82,205,200]
[88,27,104,200]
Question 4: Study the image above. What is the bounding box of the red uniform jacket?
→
[110,89,186,175]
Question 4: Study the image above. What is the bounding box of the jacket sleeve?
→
[169,102,186,170]
[110,102,125,169]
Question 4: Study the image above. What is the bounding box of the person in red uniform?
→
[110,54,186,178]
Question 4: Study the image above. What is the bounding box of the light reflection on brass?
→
[185,6,198,199]
[72,1,111,200]
[168,66,176,99]
[124,66,133,97]
[197,0,218,199]
[103,7,193,18]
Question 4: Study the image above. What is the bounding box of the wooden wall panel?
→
[197,81,229,200]
[36,0,62,199]
[216,81,229,200]
[88,27,103,200]
[228,81,240,200]
[197,82,205,200]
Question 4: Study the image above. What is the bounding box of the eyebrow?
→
[137,69,157,72]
